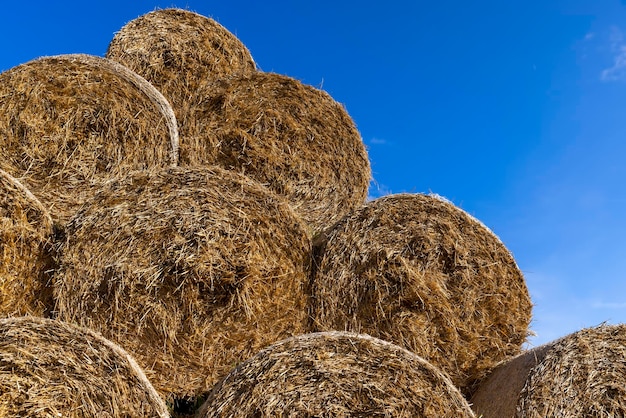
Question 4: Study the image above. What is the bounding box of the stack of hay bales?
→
[107,8,371,234]
[0,6,623,418]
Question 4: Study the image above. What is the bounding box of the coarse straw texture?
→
[0,316,169,418]
[180,71,371,234]
[470,324,626,417]
[106,8,256,120]
[53,166,312,402]
[311,193,532,396]
[0,168,54,317]
[0,54,178,225]
[197,331,476,418]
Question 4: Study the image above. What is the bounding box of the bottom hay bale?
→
[197,331,476,418]
[0,316,169,418]
[470,324,626,417]
[0,168,54,317]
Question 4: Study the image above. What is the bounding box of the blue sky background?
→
[1,1,625,347]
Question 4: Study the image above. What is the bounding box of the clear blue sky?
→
[2,1,625,346]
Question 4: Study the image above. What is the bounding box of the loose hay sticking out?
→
[470,324,626,418]
[0,168,54,317]
[53,166,312,401]
[180,71,371,233]
[311,193,532,395]
[106,8,256,119]
[0,54,179,225]
[0,316,169,418]
[197,331,476,418]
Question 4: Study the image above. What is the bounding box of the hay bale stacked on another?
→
[0,168,54,317]
[0,316,169,418]
[471,324,626,418]
[180,72,371,233]
[0,54,179,224]
[106,8,256,119]
[197,331,476,418]
[311,193,532,395]
[53,166,312,401]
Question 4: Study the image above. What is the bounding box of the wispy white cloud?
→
[591,301,626,309]
[369,137,388,145]
[601,26,626,81]
[601,49,626,81]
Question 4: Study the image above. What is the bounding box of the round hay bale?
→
[106,8,256,119]
[311,193,532,395]
[0,316,169,418]
[0,53,179,225]
[53,166,312,401]
[180,71,371,234]
[0,168,54,317]
[197,331,476,418]
[470,324,626,418]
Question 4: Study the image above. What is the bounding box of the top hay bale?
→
[197,331,476,418]
[0,168,54,317]
[311,193,532,395]
[470,324,626,417]
[180,72,371,234]
[53,166,312,401]
[0,54,179,225]
[0,316,169,418]
[106,8,256,119]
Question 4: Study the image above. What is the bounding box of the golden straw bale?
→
[0,54,178,225]
[311,193,532,395]
[106,8,256,119]
[0,316,169,418]
[53,166,312,402]
[471,324,626,418]
[197,331,476,418]
[0,168,54,317]
[180,72,371,233]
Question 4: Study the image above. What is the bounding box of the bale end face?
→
[106,8,256,118]
[179,71,371,235]
[54,166,313,400]
[0,316,169,418]
[198,331,475,417]
[0,54,178,225]
[311,193,532,395]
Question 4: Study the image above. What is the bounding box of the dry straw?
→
[0,316,169,417]
[180,71,371,234]
[0,168,54,317]
[53,166,312,402]
[470,324,626,417]
[197,331,476,418]
[106,8,256,119]
[311,193,532,395]
[0,53,178,225]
